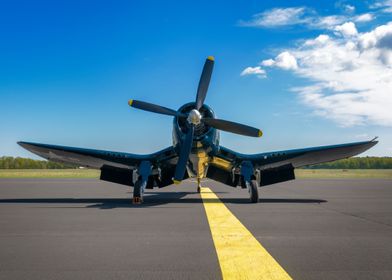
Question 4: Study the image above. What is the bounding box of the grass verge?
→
[296,169,392,179]
[0,169,100,178]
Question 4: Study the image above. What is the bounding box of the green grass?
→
[0,169,391,179]
[295,169,392,179]
[0,169,100,178]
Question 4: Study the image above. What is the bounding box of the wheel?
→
[249,180,259,203]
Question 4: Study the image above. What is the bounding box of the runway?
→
[0,178,392,279]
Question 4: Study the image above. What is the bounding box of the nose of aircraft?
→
[128,56,263,184]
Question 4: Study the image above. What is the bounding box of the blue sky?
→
[1,0,391,158]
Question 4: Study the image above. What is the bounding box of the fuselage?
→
[172,102,220,179]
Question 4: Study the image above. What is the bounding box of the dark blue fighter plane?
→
[19,56,378,204]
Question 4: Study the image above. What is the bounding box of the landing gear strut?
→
[241,161,259,203]
[132,178,144,204]
[133,161,151,204]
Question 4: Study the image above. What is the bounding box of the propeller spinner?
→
[128,56,263,183]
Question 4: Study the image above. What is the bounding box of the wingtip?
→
[207,56,214,61]
[257,130,263,137]
[17,141,34,150]
[17,141,27,147]
[366,137,379,147]
[128,99,133,106]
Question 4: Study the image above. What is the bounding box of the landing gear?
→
[132,161,151,204]
[247,180,259,203]
[197,178,201,193]
[242,179,259,203]
[132,178,144,204]
[241,161,259,203]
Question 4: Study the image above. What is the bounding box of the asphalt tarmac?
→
[0,178,391,280]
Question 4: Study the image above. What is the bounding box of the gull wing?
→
[217,139,378,170]
[18,141,177,170]
[209,139,377,187]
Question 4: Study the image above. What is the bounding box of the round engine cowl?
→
[176,102,214,139]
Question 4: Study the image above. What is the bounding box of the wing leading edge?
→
[18,141,177,170]
[216,139,378,170]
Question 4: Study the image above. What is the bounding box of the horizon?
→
[2,155,392,161]
[2,0,392,158]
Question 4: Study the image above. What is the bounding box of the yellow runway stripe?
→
[200,187,292,280]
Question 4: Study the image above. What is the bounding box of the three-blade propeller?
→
[128,56,263,183]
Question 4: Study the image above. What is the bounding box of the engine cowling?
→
[176,102,214,139]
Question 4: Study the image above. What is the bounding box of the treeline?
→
[304,157,392,169]
[0,157,78,169]
[1,156,392,169]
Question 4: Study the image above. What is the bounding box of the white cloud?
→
[261,59,275,66]
[358,22,392,65]
[370,0,392,13]
[259,22,392,127]
[261,52,299,70]
[335,22,358,37]
[358,22,392,49]
[354,13,374,22]
[311,15,347,29]
[304,34,330,46]
[240,66,266,78]
[240,7,351,30]
[240,5,381,31]
[239,7,308,27]
[344,4,356,13]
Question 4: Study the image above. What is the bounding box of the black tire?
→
[249,180,259,203]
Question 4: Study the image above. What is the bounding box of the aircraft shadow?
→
[0,192,327,209]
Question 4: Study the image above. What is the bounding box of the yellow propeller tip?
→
[258,130,263,137]
[173,179,181,185]
[128,99,133,106]
[207,56,215,61]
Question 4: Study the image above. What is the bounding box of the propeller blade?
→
[173,125,194,184]
[128,100,186,118]
[203,118,262,138]
[195,56,214,110]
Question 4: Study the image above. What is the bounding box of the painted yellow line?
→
[200,187,292,280]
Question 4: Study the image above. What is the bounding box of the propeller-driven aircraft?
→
[19,56,378,204]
